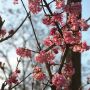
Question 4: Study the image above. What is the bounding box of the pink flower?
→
[79,19,90,31]
[52,73,66,88]
[6,69,20,85]
[28,0,42,14]
[43,16,52,25]
[73,45,81,52]
[33,72,46,80]
[16,48,31,58]
[33,66,42,73]
[52,48,58,54]
[43,36,54,46]
[63,31,75,44]
[33,66,46,80]
[62,64,75,77]
[56,0,65,9]
[64,2,81,15]
[81,42,89,51]
[50,28,57,35]
[72,42,89,52]
[35,51,55,63]
[52,33,63,45]
[51,13,63,24]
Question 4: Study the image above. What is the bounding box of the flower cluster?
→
[67,14,90,31]
[52,73,67,89]
[56,0,65,9]
[63,31,81,44]
[0,16,15,38]
[6,69,20,85]
[32,66,46,80]
[44,36,54,46]
[28,0,42,14]
[72,42,90,52]
[62,59,75,77]
[52,32,63,45]
[35,50,55,63]
[79,19,90,31]
[64,2,81,15]
[16,48,31,58]
[43,13,63,25]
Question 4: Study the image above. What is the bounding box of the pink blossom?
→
[33,72,46,80]
[50,28,57,35]
[56,0,65,9]
[33,66,42,73]
[72,42,89,52]
[6,69,20,85]
[52,73,66,88]
[51,13,63,24]
[43,16,52,25]
[33,66,46,80]
[16,48,31,58]
[43,36,54,46]
[35,51,55,63]
[73,45,81,52]
[43,13,63,25]
[64,2,81,15]
[28,0,42,14]
[63,31,75,44]
[79,19,90,31]
[52,33,63,45]
[62,64,75,77]
[81,42,89,51]
[52,48,58,54]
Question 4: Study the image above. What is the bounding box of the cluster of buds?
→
[52,73,67,90]
[16,48,31,58]
[72,42,90,52]
[35,50,55,63]
[32,66,46,80]
[0,16,15,39]
[6,69,20,85]
[28,0,42,14]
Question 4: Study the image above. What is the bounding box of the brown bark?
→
[67,0,82,90]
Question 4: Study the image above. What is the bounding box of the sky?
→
[81,0,90,89]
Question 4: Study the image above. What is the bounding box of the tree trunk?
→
[67,0,82,90]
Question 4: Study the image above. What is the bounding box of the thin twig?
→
[0,15,28,43]
[41,0,47,15]
[86,17,90,22]
[20,0,41,51]
[48,0,55,5]
[43,0,53,15]
[78,83,89,90]
[58,45,69,73]
[11,72,32,89]
[43,0,63,37]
